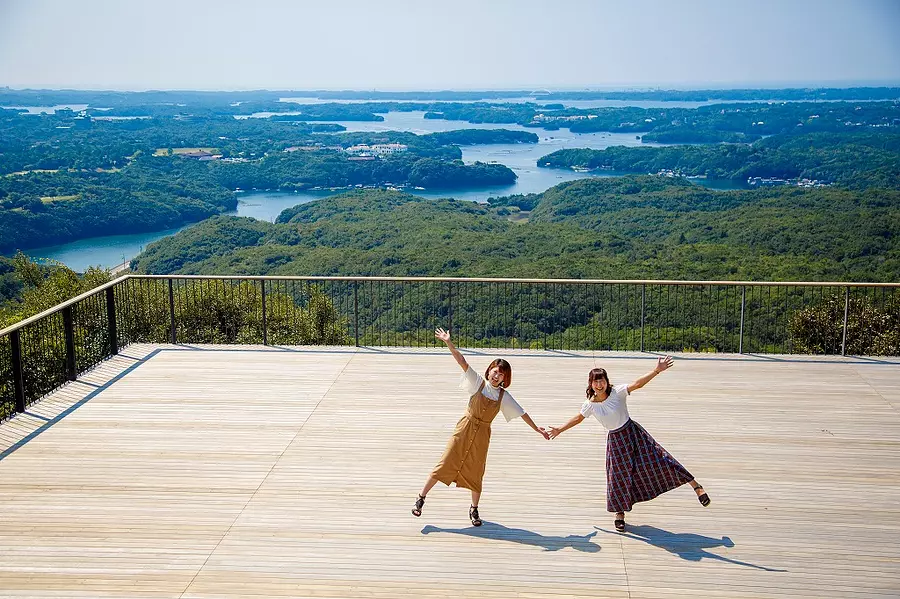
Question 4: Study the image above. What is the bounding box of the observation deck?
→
[1,343,898,598]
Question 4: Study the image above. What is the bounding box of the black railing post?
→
[841,286,850,356]
[353,280,359,347]
[739,286,746,354]
[10,330,25,413]
[260,279,268,346]
[105,287,118,356]
[168,279,177,344]
[448,281,453,335]
[63,306,76,381]
[640,283,646,352]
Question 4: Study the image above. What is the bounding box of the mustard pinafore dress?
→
[431,380,503,493]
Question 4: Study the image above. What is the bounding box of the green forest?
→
[131,177,899,282]
[538,132,900,190]
[113,178,898,356]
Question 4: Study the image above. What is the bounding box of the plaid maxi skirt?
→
[606,419,693,512]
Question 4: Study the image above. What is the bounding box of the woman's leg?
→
[419,476,439,498]
[412,477,439,517]
[469,490,483,526]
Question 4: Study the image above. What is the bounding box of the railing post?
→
[260,279,268,346]
[353,280,359,347]
[448,281,453,335]
[640,283,646,352]
[10,330,25,413]
[168,279,177,344]
[739,286,746,354]
[105,287,118,356]
[841,286,850,356]
[63,306,76,381]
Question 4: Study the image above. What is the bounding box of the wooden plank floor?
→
[1,344,899,598]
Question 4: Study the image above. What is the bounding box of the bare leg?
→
[419,476,439,498]
[470,490,481,507]
[412,477,439,517]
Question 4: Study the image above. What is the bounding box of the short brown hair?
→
[485,359,512,388]
[586,367,612,399]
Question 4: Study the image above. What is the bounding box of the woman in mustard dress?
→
[412,327,549,526]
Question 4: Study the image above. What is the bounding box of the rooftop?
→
[1,344,899,598]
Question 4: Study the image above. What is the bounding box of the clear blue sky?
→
[1,0,898,90]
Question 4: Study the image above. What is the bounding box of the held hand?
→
[537,426,550,440]
[655,355,674,373]
[548,426,562,440]
[435,327,451,344]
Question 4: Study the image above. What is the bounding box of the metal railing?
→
[2,275,898,421]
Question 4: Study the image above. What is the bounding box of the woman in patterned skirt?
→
[412,327,550,526]
[548,356,710,532]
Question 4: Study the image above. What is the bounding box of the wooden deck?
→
[1,344,899,598]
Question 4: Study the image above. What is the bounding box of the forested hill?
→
[538,132,900,190]
[132,177,900,282]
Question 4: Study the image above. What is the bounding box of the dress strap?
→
[497,387,505,402]
[477,380,486,394]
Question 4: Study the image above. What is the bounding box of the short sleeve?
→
[614,384,630,398]
[459,366,482,395]
[580,400,594,418]
[499,392,526,422]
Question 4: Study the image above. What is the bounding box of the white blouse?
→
[460,366,526,422]
[580,383,631,430]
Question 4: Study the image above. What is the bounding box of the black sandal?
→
[469,505,483,527]
[614,517,626,532]
[694,485,711,507]
[412,494,426,517]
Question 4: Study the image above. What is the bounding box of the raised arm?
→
[548,413,585,439]
[627,355,674,393]
[435,327,469,372]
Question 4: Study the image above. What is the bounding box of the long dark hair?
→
[485,358,512,388]
[586,367,612,399]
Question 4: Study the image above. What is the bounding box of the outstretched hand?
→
[655,355,674,373]
[538,426,550,440]
[435,327,451,344]
[548,426,562,440]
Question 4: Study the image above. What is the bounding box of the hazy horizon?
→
[4,79,900,93]
[2,0,899,92]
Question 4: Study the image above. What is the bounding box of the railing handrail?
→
[3,273,898,339]
[0,278,122,337]
[128,274,900,287]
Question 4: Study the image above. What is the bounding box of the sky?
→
[1,0,899,91]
